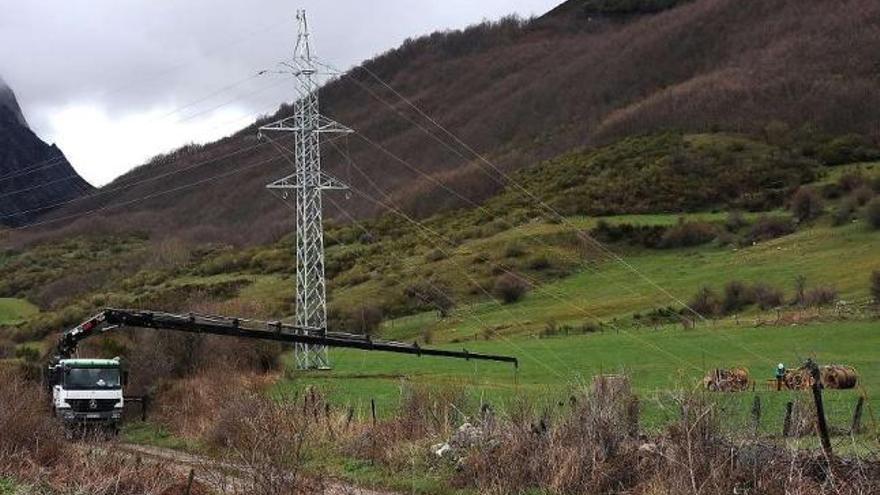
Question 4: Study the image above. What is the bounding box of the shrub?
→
[864,198,880,230]
[724,210,748,232]
[424,248,446,262]
[837,172,867,192]
[689,286,721,318]
[832,196,858,226]
[789,187,824,223]
[747,215,795,243]
[0,369,63,467]
[494,273,530,304]
[722,281,754,314]
[590,220,666,248]
[871,270,880,305]
[13,346,40,363]
[504,242,527,258]
[804,286,838,307]
[659,220,717,248]
[349,305,384,335]
[817,134,880,166]
[852,185,875,206]
[404,280,455,317]
[208,392,318,495]
[753,283,784,310]
[527,255,552,270]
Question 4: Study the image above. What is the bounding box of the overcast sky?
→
[0,0,560,186]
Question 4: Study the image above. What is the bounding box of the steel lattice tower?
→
[259,10,352,370]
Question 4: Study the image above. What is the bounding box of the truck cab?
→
[48,358,124,430]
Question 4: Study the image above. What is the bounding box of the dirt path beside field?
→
[79,442,397,495]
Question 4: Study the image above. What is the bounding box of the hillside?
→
[17,0,880,244]
[1,130,878,493]
[0,77,93,227]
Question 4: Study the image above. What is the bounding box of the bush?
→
[871,270,880,305]
[817,134,880,166]
[527,255,552,270]
[838,172,867,192]
[349,305,384,335]
[753,283,784,310]
[789,187,824,223]
[724,210,748,232]
[689,286,721,318]
[424,248,446,262]
[0,369,63,467]
[404,280,455,317]
[590,220,666,248]
[804,286,838,307]
[660,220,717,248]
[747,215,795,243]
[494,273,530,304]
[207,392,317,494]
[832,196,858,226]
[864,198,880,230]
[13,346,40,363]
[722,281,754,314]
[852,185,875,207]
[504,242,527,258]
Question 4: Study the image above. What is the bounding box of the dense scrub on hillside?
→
[505,133,818,215]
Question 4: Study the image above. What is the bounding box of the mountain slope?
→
[28,0,880,243]
[0,76,28,128]
[0,78,93,227]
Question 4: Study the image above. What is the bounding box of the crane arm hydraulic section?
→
[52,308,518,367]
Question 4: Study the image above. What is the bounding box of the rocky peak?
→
[0,75,29,129]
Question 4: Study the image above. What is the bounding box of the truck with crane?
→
[47,308,517,432]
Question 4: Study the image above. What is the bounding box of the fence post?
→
[851,396,865,435]
[783,401,793,437]
[751,395,762,435]
[805,359,833,458]
[184,469,195,495]
[371,398,377,427]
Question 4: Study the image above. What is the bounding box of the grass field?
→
[275,320,878,433]
[275,218,880,441]
[0,298,37,325]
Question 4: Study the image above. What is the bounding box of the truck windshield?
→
[64,367,121,390]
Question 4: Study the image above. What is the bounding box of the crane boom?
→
[53,308,518,367]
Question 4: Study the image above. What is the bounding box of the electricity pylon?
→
[259,10,352,370]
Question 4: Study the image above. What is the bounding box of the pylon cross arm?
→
[266,172,348,191]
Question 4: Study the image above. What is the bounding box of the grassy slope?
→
[0,298,37,325]
[274,219,880,428]
[378,216,877,342]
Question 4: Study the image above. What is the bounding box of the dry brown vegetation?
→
[3,361,878,495]
[0,369,189,494]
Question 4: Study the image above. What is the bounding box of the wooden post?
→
[783,401,793,437]
[370,398,377,427]
[184,469,195,495]
[345,405,354,429]
[806,359,833,458]
[751,395,762,435]
[851,396,865,435]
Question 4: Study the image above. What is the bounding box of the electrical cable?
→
[318,58,708,323]
[267,133,702,372]
[318,58,777,366]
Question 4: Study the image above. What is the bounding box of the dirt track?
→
[89,442,396,495]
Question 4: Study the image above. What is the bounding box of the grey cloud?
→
[0,0,558,179]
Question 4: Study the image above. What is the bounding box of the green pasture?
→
[0,298,37,325]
